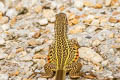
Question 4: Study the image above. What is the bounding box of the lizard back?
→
[48,13,79,70]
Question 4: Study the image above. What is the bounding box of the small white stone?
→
[56,0,64,6]
[79,47,103,64]
[105,0,112,6]
[0,38,5,45]
[39,18,48,25]
[0,74,9,80]
[101,60,108,66]
[86,15,95,20]
[6,8,18,18]
[38,78,46,80]
[86,26,97,33]
[43,9,55,22]
[92,39,101,47]
[0,2,5,13]
[49,17,55,22]
[82,65,93,72]
[20,53,33,61]
[91,19,100,26]
[114,72,120,78]
[115,57,120,64]
[51,2,57,9]
[0,53,8,59]
[1,24,10,31]
[36,59,46,68]
[74,0,83,8]
[31,0,38,6]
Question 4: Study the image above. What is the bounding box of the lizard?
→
[40,13,82,80]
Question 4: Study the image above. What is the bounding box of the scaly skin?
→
[40,13,82,80]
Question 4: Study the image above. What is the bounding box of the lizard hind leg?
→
[40,63,56,78]
[66,62,82,79]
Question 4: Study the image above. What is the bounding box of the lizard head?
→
[55,13,68,33]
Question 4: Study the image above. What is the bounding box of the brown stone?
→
[34,5,42,13]
[33,53,47,59]
[32,31,41,38]
[0,16,9,24]
[109,17,117,23]
[28,39,38,46]
[94,4,103,9]
[16,47,24,53]
[10,17,17,26]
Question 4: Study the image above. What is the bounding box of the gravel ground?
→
[0,0,120,80]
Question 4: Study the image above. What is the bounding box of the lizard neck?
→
[54,29,68,40]
[55,70,66,80]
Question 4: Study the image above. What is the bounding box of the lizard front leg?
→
[40,63,56,78]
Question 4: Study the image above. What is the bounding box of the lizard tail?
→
[55,70,66,80]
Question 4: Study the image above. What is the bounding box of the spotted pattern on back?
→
[47,13,80,70]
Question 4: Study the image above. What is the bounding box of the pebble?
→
[82,65,93,72]
[59,5,65,11]
[33,53,47,59]
[0,74,9,80]
[0,37,5,45]
[111,0,119,6]
[79,47,103,64]
[86,15,95,20]
[109,17,117,23]
[91,19,100,26]
[20,53,33,61]
[92,39,101,47]
[114,72,120,78]
[34,5,42,13]
[74,0,84,9]
[0,16,9,24]
[10,17,17,26]
[83,19,92,24]
[101,60,108,66]
[49,17,55,22]
[111,45,120,49]
[68,18,79,25]
[94,3,103,9]
[0,53,8,59]
[33,59,46,68]
[114,57,120,64]
[84,1,94,7]
[32,31,41,38]
[9,70,20,76]
[105,0,112,6]
[28,39,38,46]
[42,9,55,22]
[1,24,10,31]
[112,11,120,16]
[38,78,46,80]
[109,33,114,38]
[0,11,3,19]
[115,38,120,43]
[16,47,24,53]
[39,18,48,26]
[86,26,97,33]
[69,25,84,34]
[6,8,18,18]
[18,61,33,69]
[51,1,57,9]
[0,2,5,13]
[96,30,111,41]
